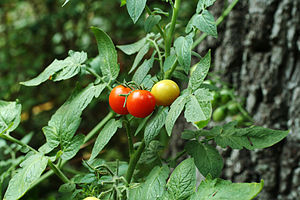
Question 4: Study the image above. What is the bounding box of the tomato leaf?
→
[129,42,150,74]
[0,100,21,135]
[43,84,103,154]
[196,0,217,13]
[163,52,177,72]
[174,35,193,74]
[186,10,217,37]
[91,27,119,81]
[190,176,264,200]
[61,134,85,160]
[189,50,211,91]
[126,0,147,24]
[144,107,169,145]
[132,56,154,85]
[117,37,147,55]
[144,15,161,33]
[4,154,48,200]
[185,95,209,123]
[165,158,196,200]
[20,51,86,86]
[185,141,223,178]
[90,119,122,160]
[214,122,290,150]
[165,95,188,136]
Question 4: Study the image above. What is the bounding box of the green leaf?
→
[4,154,48,200]
[189,50,211,91]
[187,10,217,37]
[91,27,119,81]
[46,84,101,152]
[129,42,150,73]
[0,100,21,134]
[90,119,122,160]
[117,37,147,55]
[213,122,289,150]
[62,0,71,7]
[196,0,217,13]
[185,141,223,178]
[190,176,264,200]
[174,36,192,74]
[126,0,147,23]
[184,95,208,123]
[166,158,196,200]
[163,53,177,72]
[132,56,154,85]
[20,51,87,86]
[128,183,144,200]
[144,107,168,145]
[144,15,161,33]
[165,95,188,136]
[144,165,170,199]
[42,126,59,149]
[58,183,76,193]
[61,134,85,160]
[135,140,163,179]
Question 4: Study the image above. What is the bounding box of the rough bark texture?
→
[171,0,300,199]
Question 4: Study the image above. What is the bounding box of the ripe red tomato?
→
[109,85,131,115]
[126,90,156,118]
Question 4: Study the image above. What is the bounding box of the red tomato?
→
[109,85,131,115]
[126,90,156,118]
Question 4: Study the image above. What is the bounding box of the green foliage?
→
[0,0,288,199]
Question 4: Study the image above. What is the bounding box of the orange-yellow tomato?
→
[151,80,180,106]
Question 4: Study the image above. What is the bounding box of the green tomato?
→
[234,114,246,126]
[213,107,227,122]
[227,101,239,116]
[220,89,231,104]
[211,91,220,108]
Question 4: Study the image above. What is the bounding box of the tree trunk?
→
[195,0,300,199]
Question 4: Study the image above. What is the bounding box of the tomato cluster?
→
[109,80,180,118]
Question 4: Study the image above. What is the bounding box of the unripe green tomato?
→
[234,114,246,126]
[83,197,99,200]
[220,89,231,104]
[227,101,239,116]
[211,91,220,108]
[213,107,227,122]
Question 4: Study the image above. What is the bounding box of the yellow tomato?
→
[83,197,99,200]
[151,80,180,106]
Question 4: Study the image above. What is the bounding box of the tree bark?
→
[195,0,300,199]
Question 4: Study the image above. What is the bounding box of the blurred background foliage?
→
[0,0,197,199]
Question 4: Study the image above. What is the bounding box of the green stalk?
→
[145,6,165,38]
[125,140,145,183]
[165,0,181,57]
[0,134,38,153]
[47,160,70,183]
[85,67,113,91]
[124,120,134,156]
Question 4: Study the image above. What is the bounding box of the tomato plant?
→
[126,90,156,118]
[151,80,180,106]
[109,85,131,115]
[0,0,289,200]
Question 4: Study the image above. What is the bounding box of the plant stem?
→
[148,39,164,73]
[85,67,113,91]
[165,0,181,57]
[125,140,145,183]
[192,0,239,49]
[47,160,70,183]
[124,119,134,156]
[84,111,115,143]
[0,134,38,153]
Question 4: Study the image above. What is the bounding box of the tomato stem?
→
[47,160,70,183]
[165,0,181,58]
[145,5,165,39]
[125,140,145,183]
[124,117,134,156]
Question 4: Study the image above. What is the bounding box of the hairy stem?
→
[125,140,145,183]
[47,160,70,183]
